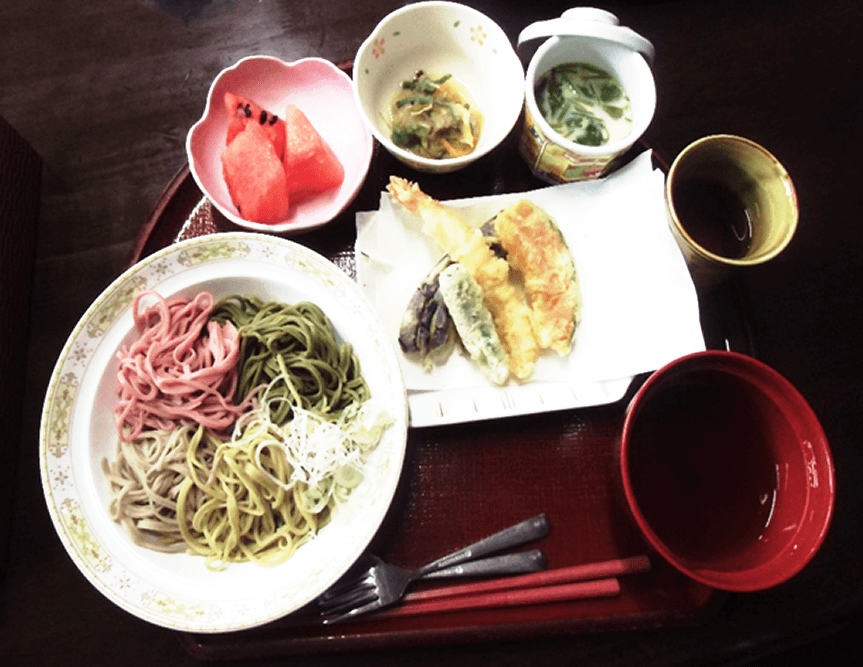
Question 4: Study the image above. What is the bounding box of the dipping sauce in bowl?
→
[619,351,835,591]
[626,368,783,564]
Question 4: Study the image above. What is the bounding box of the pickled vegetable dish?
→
[535,62,633,147]
[386,71,482,159]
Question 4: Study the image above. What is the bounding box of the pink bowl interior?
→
[186,56,373,233]
[620,351,835,591]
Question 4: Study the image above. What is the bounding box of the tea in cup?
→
[665,135,798,284]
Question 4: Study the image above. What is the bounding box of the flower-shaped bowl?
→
[187,55,373,233]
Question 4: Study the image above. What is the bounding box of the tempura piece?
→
[387,177,540,380]
[438,263,509,385]
[397,255,457,368]
[493,200,581,355]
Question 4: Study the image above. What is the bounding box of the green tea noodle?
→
[101,424,215,553]
[211,296,369,424]
[177,376,391,570]
[177,422,317,570]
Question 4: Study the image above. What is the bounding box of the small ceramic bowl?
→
[186,55,373,234]
[619,351,835,592]
[353,1,524,174]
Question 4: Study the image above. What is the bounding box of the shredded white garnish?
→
[228,374,393,515]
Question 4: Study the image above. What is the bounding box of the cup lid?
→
[517,7,655,64]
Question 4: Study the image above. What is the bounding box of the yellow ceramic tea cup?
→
[665,135,798,284]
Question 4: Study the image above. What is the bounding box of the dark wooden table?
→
[3,0,862,665]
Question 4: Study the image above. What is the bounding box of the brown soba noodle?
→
[101,424,216,553]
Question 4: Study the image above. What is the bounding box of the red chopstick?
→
[375,578,621,619]
[374,555,649,620]
[406,554,650,602]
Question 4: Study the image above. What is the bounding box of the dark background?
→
[2,1,862,665]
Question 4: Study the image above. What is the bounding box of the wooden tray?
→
[131,136,753,659]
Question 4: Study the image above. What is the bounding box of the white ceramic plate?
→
[40,232,408,633]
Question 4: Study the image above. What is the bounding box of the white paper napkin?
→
[356,151,706,422]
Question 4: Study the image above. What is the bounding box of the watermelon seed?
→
[259,110,268,124]
[243,103,252,118]
[269,115,278,125]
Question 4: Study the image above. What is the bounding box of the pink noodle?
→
[114,291,248,442]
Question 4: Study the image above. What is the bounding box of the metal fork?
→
[318,513,550,624]
[319,550,546,621]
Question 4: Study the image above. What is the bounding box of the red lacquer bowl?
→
[619,351,835,591]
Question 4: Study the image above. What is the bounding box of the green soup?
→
[535,62,633,147]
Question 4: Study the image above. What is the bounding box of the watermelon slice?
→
[224,92,286,160]
[220,121,289,224]
[282,104,344,201]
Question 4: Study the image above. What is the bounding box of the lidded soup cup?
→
[518,8,656,183]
